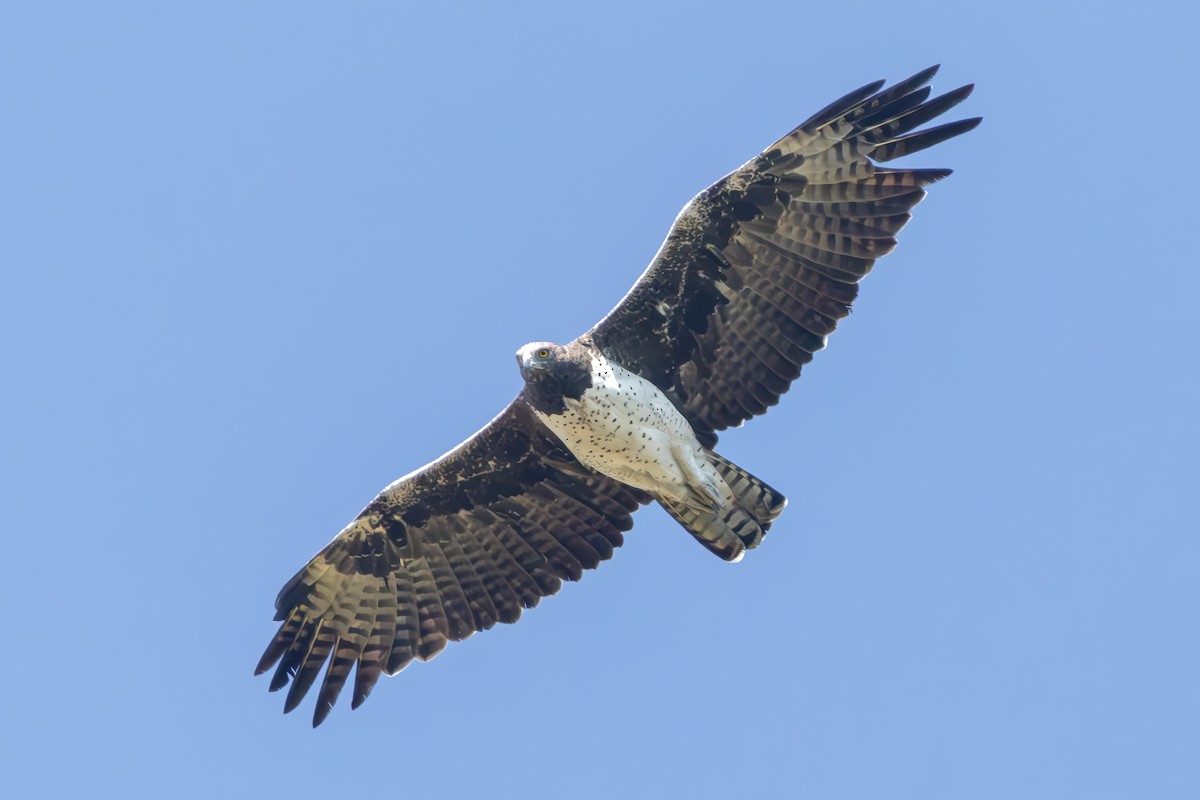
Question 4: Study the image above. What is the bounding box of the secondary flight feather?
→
[257,65,980,726]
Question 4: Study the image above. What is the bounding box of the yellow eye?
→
[537,348,550,359]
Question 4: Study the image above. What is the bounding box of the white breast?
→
[533,352,706,498]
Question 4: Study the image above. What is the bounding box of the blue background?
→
[4,2,1196,797]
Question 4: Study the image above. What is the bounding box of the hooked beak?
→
[516,348,545,381]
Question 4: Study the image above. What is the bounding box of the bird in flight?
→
[257,65,979,726]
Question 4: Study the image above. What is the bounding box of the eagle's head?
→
[516,341,567,382]
[516,341,592,413]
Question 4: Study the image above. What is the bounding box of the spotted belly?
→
[533,355,717,500]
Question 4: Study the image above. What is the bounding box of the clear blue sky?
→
[3,2,1196,797]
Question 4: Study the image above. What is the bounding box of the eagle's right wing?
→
[586,66,979,447]
[256,398,649,726]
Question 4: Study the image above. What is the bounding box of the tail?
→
[657,452,787,562]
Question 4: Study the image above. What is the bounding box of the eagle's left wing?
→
[256,398,648,726]
[585,66,979,447]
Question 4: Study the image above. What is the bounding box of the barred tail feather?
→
[658,497,762,563]
[707,451,787,525]
[658,452,786,562]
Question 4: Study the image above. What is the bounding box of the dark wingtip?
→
[908,64,941,85]
[872,116,982,162]
[282,691,303,714]
[254,645,280,677]
[269,667,292,693]
[800,77,887,131]
[350,679,369,710]
[934,84,975,114]
[351,663,380,710]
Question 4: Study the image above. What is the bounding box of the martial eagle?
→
[257,66,979,726]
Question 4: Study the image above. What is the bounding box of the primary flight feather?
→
[257,65,980,726]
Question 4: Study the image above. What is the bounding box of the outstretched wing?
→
[256,398,649,726]
[586,66,979,446]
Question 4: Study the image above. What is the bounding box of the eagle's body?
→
[517,340,782,561]
[519,341,721,504]
[257,66,980,726]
